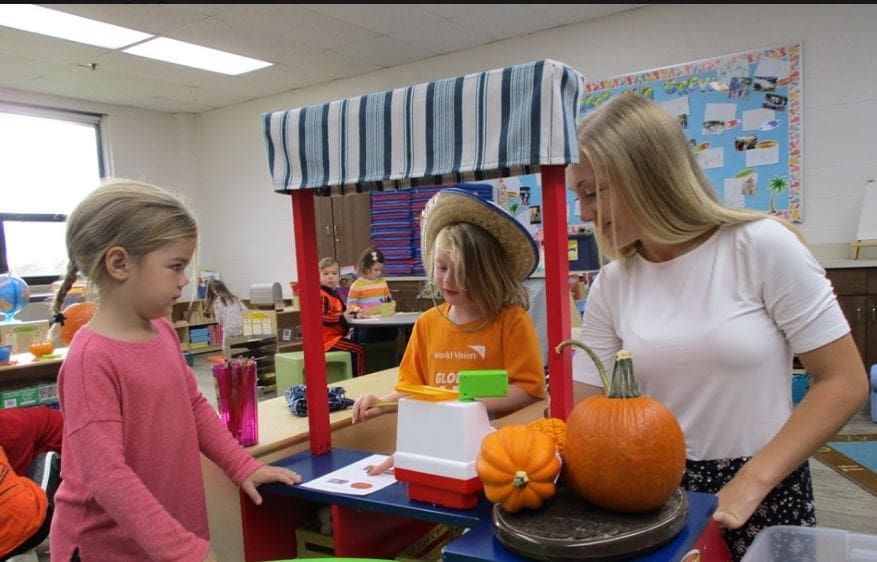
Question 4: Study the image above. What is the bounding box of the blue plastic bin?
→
[791,372,810,406]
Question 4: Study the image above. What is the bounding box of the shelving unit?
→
[170,300,221,354]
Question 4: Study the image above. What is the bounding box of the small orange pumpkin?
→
[29,341,55,357]
[475,424,561,513]
[557,341,686,513]
[528,417,566,453]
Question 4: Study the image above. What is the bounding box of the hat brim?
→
[420,188,538,281]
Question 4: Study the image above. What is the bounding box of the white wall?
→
[6,4,877,301]
[193,4,877,294]
[0,87,200,297]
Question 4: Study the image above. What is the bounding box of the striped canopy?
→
[262,59,585,192]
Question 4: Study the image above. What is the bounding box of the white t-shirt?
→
[573,219,849,460]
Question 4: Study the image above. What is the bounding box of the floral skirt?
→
[682,458,816,562]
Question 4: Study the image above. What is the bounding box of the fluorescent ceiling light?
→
[0,4,152,49]
[124,37,272,76]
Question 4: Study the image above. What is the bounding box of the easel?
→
[851,179,876,260]
[850,239,877,260]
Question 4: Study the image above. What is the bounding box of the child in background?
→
[353,189,546,472]
[346,246,392,316]
[347,246,396,343]
[204,278,248,357]
[0,407,63,561]
[48,179,300,562]
[318,257,366,377]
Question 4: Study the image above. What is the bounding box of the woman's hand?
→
[240,465,302,505]
[712,467,772,530]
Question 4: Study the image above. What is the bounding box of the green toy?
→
[458,370,509,401]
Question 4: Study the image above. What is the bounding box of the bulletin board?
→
[580,43,803,222]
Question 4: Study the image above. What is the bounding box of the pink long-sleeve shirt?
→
[50,318,262,562]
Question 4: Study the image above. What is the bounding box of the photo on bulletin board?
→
[580,42,802,222]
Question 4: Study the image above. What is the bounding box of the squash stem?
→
[555,339,611,392]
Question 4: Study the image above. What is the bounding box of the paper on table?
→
[299,453,397,496]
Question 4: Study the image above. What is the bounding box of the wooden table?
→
[0,347,68,391]
[348,311,422,328]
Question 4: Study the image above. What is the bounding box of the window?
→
[0,103,105,285]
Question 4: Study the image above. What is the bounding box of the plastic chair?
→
[274,350,353,393]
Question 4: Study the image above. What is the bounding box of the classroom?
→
[1,4,876,562]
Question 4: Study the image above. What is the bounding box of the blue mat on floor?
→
[813,434,877,497]
[829,439,877,471]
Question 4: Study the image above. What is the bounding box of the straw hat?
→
[420,188,538,281]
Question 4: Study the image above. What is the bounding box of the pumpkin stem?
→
[512,470,530,488]
[555,339,611,391]
[608,349,641,399]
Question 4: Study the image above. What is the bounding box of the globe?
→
[0,274,30,322]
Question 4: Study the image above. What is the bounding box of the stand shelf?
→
[248,447,719,562]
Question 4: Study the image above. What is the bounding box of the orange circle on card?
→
[350,482,373,489]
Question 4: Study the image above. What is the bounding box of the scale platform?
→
[493,486,689,561]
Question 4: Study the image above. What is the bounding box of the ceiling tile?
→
[302,4,443,35]
[383,18,491,55]
[0,29,108,63]
[342,35,437,68]
[0,4,647,113]
[450,5,560,40]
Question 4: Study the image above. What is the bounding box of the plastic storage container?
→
[741,525,877,562]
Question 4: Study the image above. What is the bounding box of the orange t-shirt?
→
[398,303,545,399]
[0,446,47,556]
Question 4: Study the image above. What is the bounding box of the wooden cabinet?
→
[826,267,877,369]
[314,192,372,267]
[170,300,221,354]
[388,279,442,312]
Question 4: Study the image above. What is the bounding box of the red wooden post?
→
[290,189,331,454]
[540,164,573,420]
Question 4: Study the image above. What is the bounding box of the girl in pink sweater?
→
[48,179,301,562]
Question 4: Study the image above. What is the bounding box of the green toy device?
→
[457,370,509,401]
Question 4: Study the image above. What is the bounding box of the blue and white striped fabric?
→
[262,59,585,192]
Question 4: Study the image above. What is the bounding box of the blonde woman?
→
[568,94,867,560]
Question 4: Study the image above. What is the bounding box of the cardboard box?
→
[0,383,58,409]
[395,524,461,562]
[1,387,41,409]
[295,518,335,558]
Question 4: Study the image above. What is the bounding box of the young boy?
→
[319,257,366,376]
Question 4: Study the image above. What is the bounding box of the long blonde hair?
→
[50,178,198,320]
[427,223,529,320]
[577,94,801,259]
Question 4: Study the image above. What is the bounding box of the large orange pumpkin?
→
[558,341,686,513]
[60,301,96,345]
[475,424,561,513]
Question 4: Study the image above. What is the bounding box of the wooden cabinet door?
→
[837,295,869,366]
[332,192,372,267]
[866,295,877,368]
[314,194,336,263]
